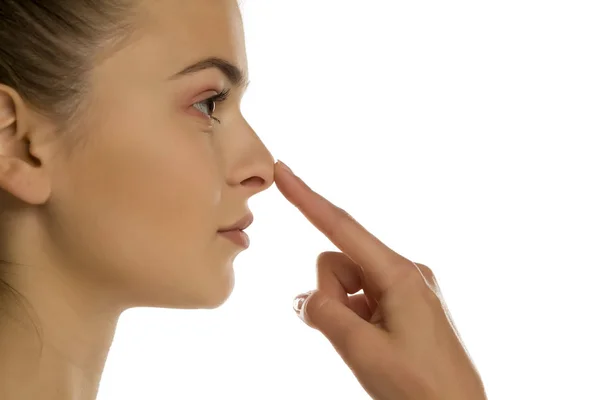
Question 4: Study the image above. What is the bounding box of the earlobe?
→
[0,85,52,205]
[0,155,51,205]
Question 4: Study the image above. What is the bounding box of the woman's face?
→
[42,0,274,309]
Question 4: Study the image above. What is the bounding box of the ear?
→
[0,85,51,205]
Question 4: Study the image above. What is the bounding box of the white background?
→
[97,1,600,399]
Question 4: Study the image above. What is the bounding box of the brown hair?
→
[0,0,135,127]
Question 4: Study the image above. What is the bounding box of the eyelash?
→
[192,88,231,124]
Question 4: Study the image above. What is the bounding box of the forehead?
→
[120,0,247,76]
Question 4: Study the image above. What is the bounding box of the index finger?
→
[274,161,415,295]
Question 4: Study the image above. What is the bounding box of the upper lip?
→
[218,213,254,232]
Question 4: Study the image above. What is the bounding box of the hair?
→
[0,0,136,326]
[0,0,136,128]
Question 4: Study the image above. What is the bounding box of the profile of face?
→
[0,0,274,312]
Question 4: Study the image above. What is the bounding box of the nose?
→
[239,154,274,196]
[226,118,275,197]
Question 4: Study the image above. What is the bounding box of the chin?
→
[124,257,236,310]
[137,284,234,311]
[176,268,236,310]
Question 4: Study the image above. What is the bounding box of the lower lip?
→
[218,230,250,248]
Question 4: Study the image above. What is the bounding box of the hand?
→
[274,161,487,400]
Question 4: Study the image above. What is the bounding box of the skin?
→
[275,162,487,399]
[0,0,487,399]
[0,0,273,399]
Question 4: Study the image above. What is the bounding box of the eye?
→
[192,88,230,124]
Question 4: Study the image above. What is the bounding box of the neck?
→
[0,267,122,400]
[0,209,130,399]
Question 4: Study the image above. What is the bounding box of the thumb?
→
[294,290,385,362]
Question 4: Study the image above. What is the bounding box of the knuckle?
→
[334,205,351,218]
[315,251,339,273]
[414,263,441,295]
[316,251,338,265]
[405,265,427,288]
[415,263,434,279]
[384,263,442,311]
[389,264,430,297]
[334,206,356,227]
[393,261,420,280]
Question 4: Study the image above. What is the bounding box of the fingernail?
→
[277,160,312,193]
[293,291,312,315]
[277,160,294,175]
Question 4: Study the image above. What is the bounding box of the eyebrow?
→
[169,57,249,89]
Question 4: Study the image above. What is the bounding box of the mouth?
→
[218,213,254,232]
[217,213,253,248]
[217,230,250,248]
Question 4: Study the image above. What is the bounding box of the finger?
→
[274,161,415,298]
[300,290,388,366]
[317,251,379,312]
[316,251,362,305]
[348,293,373,322]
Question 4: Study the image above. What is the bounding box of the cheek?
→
[51,117,224,297]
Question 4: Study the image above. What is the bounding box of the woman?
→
[0,1,487,399]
